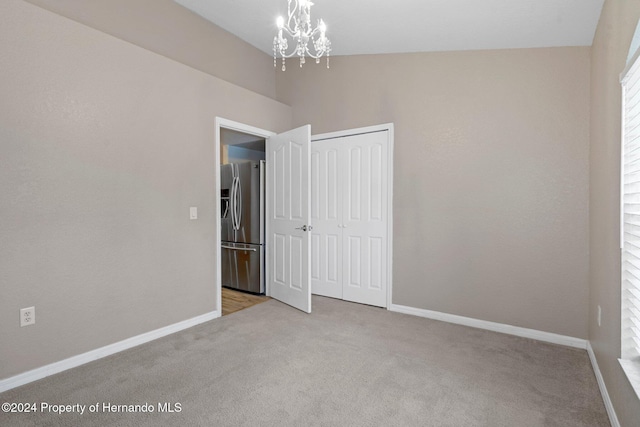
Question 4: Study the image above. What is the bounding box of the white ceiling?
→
[174,0,604,56]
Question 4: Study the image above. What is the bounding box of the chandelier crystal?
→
[273,0,332,71]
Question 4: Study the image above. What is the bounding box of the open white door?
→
[266,125,312,313]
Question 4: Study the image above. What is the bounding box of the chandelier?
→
[273,0,332,71]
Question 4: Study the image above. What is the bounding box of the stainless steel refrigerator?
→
[220,161,265,294]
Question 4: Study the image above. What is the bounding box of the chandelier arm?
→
[308,26,322,38]
[305,48,328,60]
[278,42,303,59]
[287,0,296,30]
[277,36,330,59]
[280,26,298,38]
[280,51,302,59]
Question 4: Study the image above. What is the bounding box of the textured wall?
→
[590,0,640,425]
[277,47,591,339]
[24,0,277,99]
[0,0,291,379]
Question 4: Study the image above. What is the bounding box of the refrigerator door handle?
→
[230,162,241,231]
[230,175,237,228]
[235,175,242,230]
[221,245,257,252]
[231,175,240,231]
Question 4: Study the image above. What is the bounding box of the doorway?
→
[215,118,275,316]
[216,118,313,314]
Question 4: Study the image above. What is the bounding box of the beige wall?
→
[278,48,591,339]
[0,0,291,379]
[24,0,277,99]
[590,0,640,425]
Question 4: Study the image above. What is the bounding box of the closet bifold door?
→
[311,138,343,299]
[311,131,389,308]
[341,132,388,307]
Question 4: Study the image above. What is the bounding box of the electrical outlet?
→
[20,306,35,327]
[597,305,602,327]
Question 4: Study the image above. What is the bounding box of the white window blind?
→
[622,52,640,361]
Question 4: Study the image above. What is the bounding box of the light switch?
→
[190,207,198,220]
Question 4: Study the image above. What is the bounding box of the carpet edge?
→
[388,303,588,349]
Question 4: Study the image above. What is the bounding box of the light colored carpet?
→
[0,296,609,426]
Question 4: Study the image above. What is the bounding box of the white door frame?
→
[311,123,394,310]
[214,117,275,314]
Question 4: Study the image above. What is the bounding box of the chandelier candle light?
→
[273,0,332,71]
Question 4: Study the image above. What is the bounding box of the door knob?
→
[295,225,312,232]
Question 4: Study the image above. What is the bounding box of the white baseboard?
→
[389,304,588,349]
[587,342,620,427]
[0,310,220,393]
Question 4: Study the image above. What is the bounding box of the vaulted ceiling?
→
[175,0,604,56]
